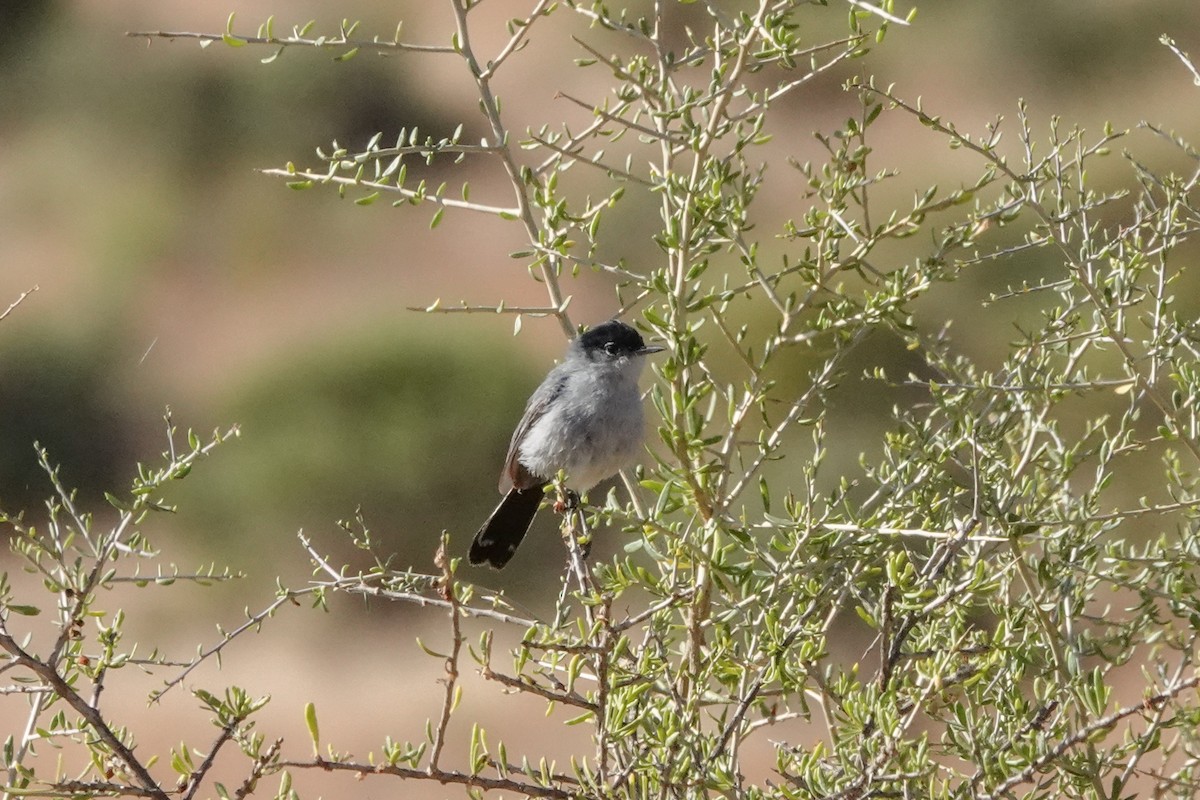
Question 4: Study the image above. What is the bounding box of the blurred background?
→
[1,0,1198,793]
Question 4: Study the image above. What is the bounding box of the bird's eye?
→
[604,341,618,355]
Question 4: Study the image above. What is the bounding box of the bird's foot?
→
[553,488,581,514]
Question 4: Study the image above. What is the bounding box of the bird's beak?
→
[637,344,665,356]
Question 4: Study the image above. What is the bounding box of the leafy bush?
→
[4,5,1200,800]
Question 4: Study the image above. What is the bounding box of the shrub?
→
[4,5,1200,799]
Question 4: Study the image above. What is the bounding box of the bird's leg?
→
[554,484,590,559]
[553,486,581,514]
[553,484,595,607]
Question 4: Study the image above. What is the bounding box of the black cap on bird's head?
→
[575,319,663,361]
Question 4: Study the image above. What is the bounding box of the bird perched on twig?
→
[469,319,662,569]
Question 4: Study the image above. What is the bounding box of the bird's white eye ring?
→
[604,341,618,355]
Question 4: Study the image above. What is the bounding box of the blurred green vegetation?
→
[1,1,1197,597]
[0,326,137,511]
[166,323,541,573]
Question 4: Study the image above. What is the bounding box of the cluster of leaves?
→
[265,3,1200,795]
[5,2,1200,800]
[0,419,280,799]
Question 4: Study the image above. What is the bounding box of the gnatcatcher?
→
[469,319,662,569]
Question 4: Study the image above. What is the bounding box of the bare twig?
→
[448,0,574,339]
[151,590,299,702]
[182,722,239,800]
[406,299,565,316]
[125,29,453,55]
[1161,35,1200,85]
[481,664,598,711]
[428,538,462,772]
[258,168,519,217]
[0,285,37,322]
[276,757,575,799]
[24,782,163,799]
[478,0,556,80]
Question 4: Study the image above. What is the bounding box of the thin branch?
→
[805,521,1008,543]
[481,664,598,712]
[1161,35,1200,85]
[23,782,163,799]
[0,285,37,322]
[428,539,462,772]
[298,533,538,627]
[449,0,575,339]
[151,591,298,702]
[258,167,519,217]
[0,624,168,800]
[556,91,686,145]
[0,684,53,696]
[730,43,862,122]
[182,722,239,800]
[845,0,911,26]
[612,588,695,633]
[980,674,1200,800]
[125,29,454,55]
[233,737,283,800]
[363,142,502,158]
[276,757,575,799]
[104,568,244,585]
[899,377,1138,393]
[478,0,555,80]
[532,115,610,177]
[406,299,565,316]
[526,132,656,186]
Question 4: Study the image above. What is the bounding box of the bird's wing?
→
[499,368,566,493]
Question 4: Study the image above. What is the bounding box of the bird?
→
[469,319,662,569]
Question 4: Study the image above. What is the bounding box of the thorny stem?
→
[152,589,300,703]
[428,538,462,773]
[449,0,574,339]
[6,427,237,793]
[277,757,576,799]
[667,0,776,710]
[979,673,1200,800]
[182,722,239,800]
[0,623,168,800]
[125,28,454,54]
[867,84,1200,466]
[594,596,615,786]
[258,168,519,217]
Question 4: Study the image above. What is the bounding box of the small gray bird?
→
[469,319,662,569]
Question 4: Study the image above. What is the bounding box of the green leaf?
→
[6,605,41,616]
[304,702,320,753]
[855,605,876,627]
[104,492,131,512]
